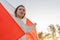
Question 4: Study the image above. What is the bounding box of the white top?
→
[12,16,34,40]
[21,17,26,24]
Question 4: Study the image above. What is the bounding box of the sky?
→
[1,0,60,33]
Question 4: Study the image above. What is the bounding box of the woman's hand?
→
[33,23,37,27]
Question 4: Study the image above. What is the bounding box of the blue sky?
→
[1,0,60,33]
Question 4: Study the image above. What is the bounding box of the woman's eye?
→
[19,9,21,10]
[23,9,25,11]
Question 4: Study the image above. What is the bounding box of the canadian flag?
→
[0,0,38,40]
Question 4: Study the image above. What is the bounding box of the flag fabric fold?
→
[26,19,38,40]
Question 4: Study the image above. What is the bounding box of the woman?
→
[14,5,38,40]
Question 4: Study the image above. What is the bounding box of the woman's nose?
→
[21,9,24,12]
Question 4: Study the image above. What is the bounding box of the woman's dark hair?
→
[14,5,25,17]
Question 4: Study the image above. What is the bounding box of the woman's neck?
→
[17,16,23,19]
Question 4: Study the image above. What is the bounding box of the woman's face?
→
[16,7,25,19]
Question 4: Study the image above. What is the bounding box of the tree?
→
[38,32,44,40]
[48,24,56,40]
[56,24,60,37]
